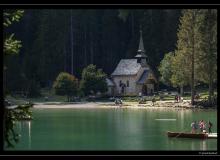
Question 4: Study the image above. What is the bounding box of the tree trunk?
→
[207,10,214,105]
[3,68,6,98]
[67,95,69,102]
[208,70,214,104]
[180,85,183,97]
[191,12,195,105]
[131,12,134,37]
[70,10,74,75]
[90,31,93,64]
[63,44,66,72]
[84,23,87,66]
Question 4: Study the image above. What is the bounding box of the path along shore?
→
[32,100,215,109]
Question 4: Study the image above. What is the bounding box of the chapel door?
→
[121,86,125,94]
[142,84,148,96]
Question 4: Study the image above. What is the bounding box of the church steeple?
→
[137,27,146,55]
[135,26,147,67]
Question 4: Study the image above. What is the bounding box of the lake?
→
[7,107,217,151]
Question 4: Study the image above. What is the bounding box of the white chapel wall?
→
[112,75,137,96]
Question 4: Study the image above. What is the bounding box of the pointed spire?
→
[135,25,147,58]
[138,25,145,54]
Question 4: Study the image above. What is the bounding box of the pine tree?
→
[174,9,203,104]
[197,9,217,103]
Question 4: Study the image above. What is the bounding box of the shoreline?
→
[32,101,217,109]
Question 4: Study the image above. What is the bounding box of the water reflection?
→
[21,121,32,149]
[190,139,207,150]
[200,140,207,150]
[18,121,22,133]
[191,140,197,150]
[177,109,192,130]
[113,110,146,149]
[28,121,31,149]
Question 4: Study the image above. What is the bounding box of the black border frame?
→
[1,3,219,158]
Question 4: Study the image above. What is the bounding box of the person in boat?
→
[202,122,207,133]
[208,121,213,134]
[199,120,204,132]
[200,120,207,133]
[191,121,198,133]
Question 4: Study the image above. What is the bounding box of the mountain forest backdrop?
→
[5,9,181,92]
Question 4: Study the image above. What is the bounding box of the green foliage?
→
[175,9,201,82]
[194,94,217,108]
[23,10,70,86]
[171,50,189,87]
[172,10,202,104]
[5,55,40,98]
[4,34,22,55]
[197,10,217,102]
[5,9,182,90]
[3,9,27,148]
[3,10,24,55]
[164,9,217,104]
[158,52,174,86]
[4,103,33,148]
[197,10,217,87]
[53,72,79,101]
[3,10,24,27]
[80,64,108,96]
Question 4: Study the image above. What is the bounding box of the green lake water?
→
[7,107,217,151]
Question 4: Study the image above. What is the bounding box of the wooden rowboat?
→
[167,131,208,139]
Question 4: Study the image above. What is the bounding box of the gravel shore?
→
[32,100,204,109]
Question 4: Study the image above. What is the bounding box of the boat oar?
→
[175,132,183,138]
[174,128,190,138]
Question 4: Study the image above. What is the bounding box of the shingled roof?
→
[136,70,149,84]
[111,59,141,76]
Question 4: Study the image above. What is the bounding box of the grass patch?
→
[5,95,28,105]
[121,90,212,102]
[6,88,67,105]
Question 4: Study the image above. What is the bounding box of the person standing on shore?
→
[175,95,178,102]
[152,95,156,106]
[180,96,183,102]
